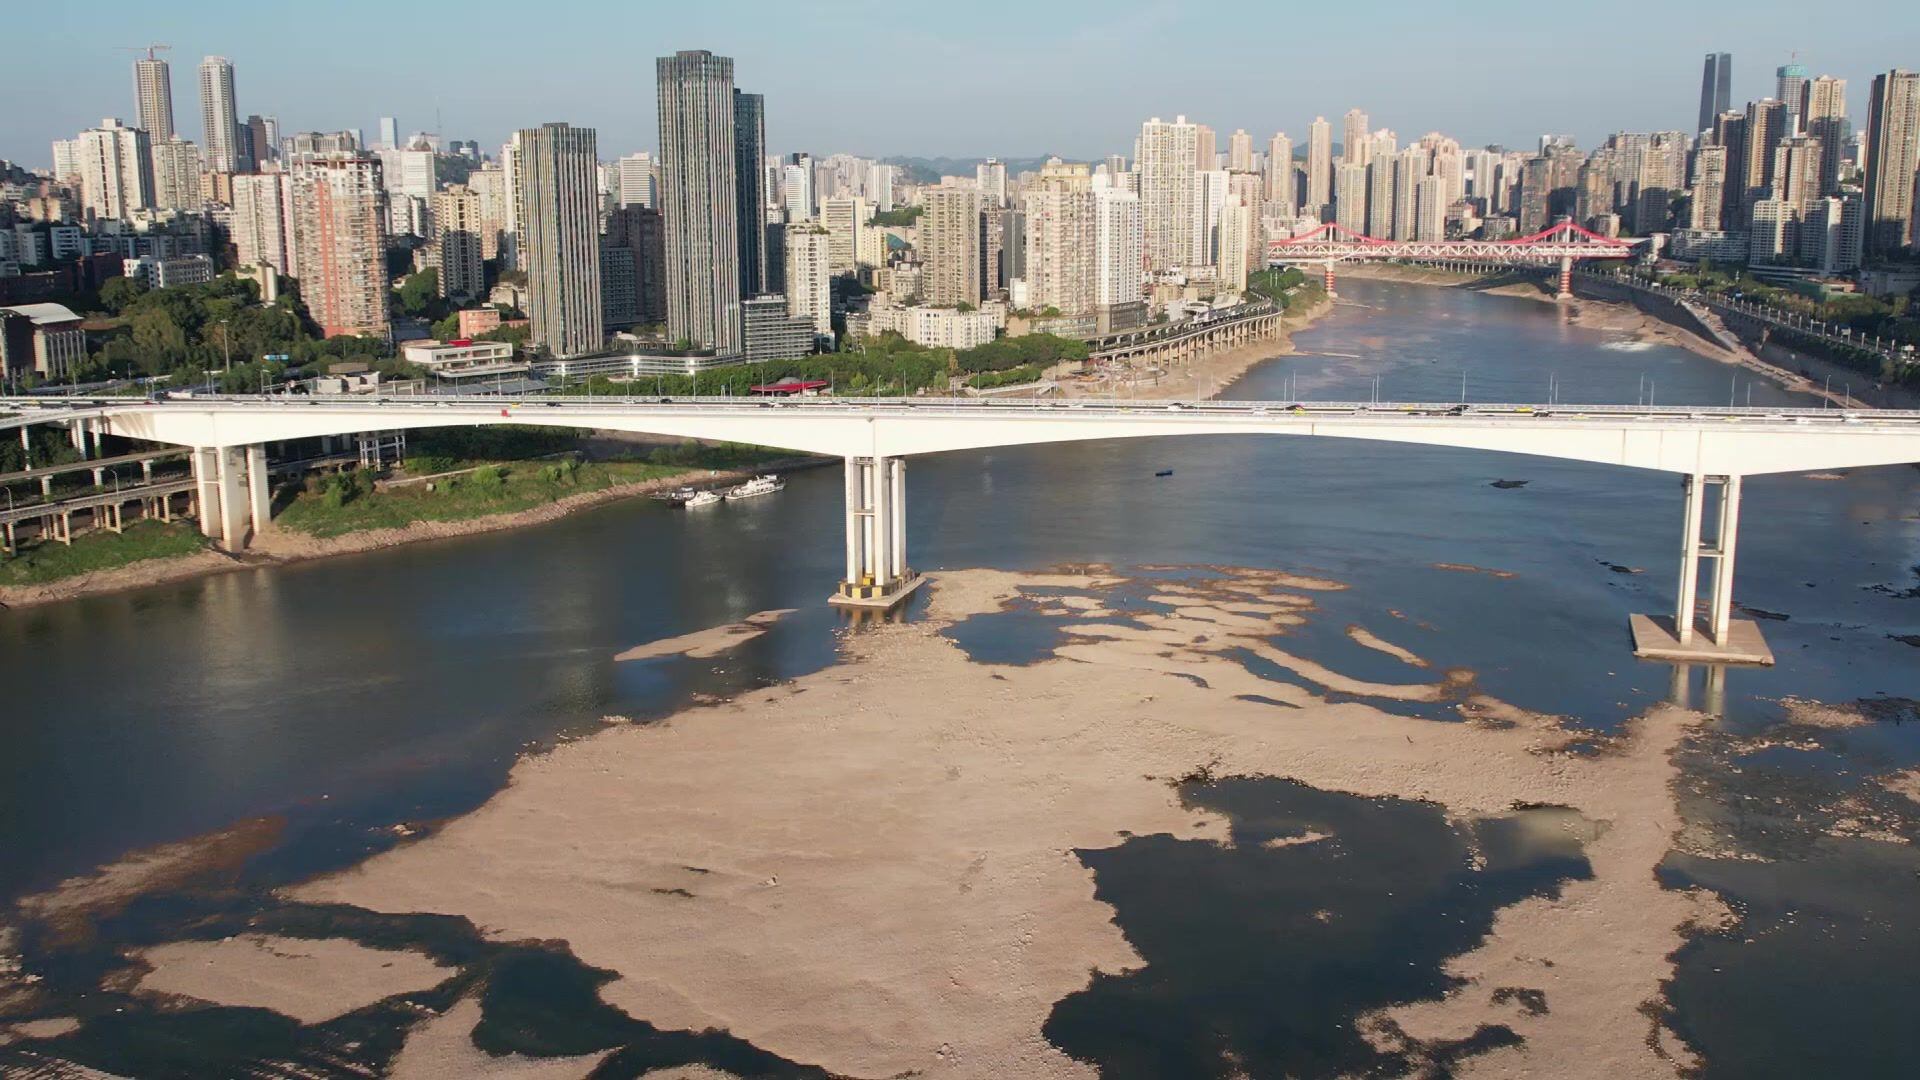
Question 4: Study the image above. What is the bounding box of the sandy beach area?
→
[231,563,1732,1078]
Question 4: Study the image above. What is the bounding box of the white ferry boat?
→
[683,489,722,508]
[724,474,785,501]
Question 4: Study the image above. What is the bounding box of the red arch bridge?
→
[1266,221,1643,299]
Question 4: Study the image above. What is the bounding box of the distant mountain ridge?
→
[883,147,1331,183]
[882,155,1066,184]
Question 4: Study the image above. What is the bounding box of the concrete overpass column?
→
[214,447,252,550]
[1674,474,1707,644]
[889,458,906,582]
[246,444,271,534]
[1707,475,1744,645]
[861,457,878,584]
[192,448,222,540]
[69,419,89,460]
[843,457,862,586]
[871,457,894,589]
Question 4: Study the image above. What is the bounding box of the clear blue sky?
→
[6,0,1917,168]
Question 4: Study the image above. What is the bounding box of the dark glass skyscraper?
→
[1698,53,1732,134]
[733,90,768,299]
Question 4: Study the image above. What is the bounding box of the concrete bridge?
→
[8,393,1920,664]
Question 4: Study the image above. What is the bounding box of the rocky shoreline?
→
[0,458,824,611]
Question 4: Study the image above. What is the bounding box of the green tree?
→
[395,268,440,318]
[129,307,189,366]
[98,275,149,314]
[870,206,924,227]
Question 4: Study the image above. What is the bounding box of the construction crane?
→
[116,43,172,61]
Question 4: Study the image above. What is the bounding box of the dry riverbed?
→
[130,562,1730,1078]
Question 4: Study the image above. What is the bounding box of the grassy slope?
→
[273,458,752,539]
[0,519,210,587]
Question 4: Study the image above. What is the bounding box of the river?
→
[2,277,1916,1076]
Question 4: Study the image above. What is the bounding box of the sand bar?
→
[135,934,453,1024]
[288,565,1714,1078]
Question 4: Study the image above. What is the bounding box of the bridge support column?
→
[1323,261,1337,298]
[214,447,252,550]
[69,419,89,460]
[1705,474,1743,644]
[832,455,922,611]
[1556,256,1573,300]
[246,444,271,535]
[1630,473,1772,665]
[192,448,221,540]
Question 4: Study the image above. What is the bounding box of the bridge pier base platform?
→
[1631,472,1773,666]
[1629,614,1774,666]
[830,571,927,611]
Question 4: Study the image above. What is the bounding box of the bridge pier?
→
[1323,261,1338,298]
[1556,256,1573,301]
[832,455,921,610]
[192,448,221,541]
[1631,473,1773,665]
[247,444,271,536]
[193,444,272,549]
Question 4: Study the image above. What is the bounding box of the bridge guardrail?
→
[9,394,1919,423]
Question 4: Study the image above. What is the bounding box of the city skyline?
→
[5,1,1919,167]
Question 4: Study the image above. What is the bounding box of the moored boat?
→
[725,474,785,500]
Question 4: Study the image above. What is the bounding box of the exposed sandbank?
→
[1348,624,1431,667]
[0,1016,82,1045]
[277,564,1717,1078]
[391,998,616,1079]
[613,609,796,662]
[134,934,453,1024]
[13,817,282,945]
